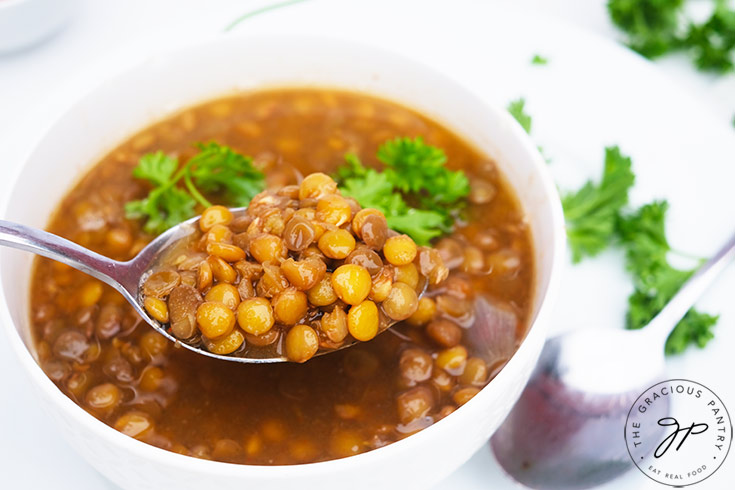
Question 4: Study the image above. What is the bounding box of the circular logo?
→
[625,379,732,486]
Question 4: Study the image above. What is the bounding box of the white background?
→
[1,1,734,489]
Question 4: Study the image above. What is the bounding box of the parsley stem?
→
[669,249,707,264]
[184,171,212,208]
[224,0,309,32]
[170,165,190,187]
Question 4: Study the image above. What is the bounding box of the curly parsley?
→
[562,146,635,263]
[124,152,198,235]
[335,137,469,245]
[562,148,718,354]
[608,0,735,74]
[125,143,265,235]
[618,202,718,354]
[378,137,470,215]
[684,1,735,73]
[187,142,265,207]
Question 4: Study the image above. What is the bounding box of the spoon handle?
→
[644,230,735,349]
[0,219,127,291]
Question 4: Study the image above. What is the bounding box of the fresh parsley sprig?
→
[562,147,718,354]
[562,146,635,263]
[617,201,718,354]
[378,137,470,217]
[125,142,265,235]
[608,0,735,74]
[124,152,198,235]
[685,1,735,73]
[335,137,469,245]
[187,143,265,207]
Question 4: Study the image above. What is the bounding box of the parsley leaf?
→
[608,0,685,58]
[188,142,265,207]
[131,151,179,186]
[337,153,447,245]
[126,143,265,235]
[124,187,197,236]
[617,201,718,354]
[684,0,735,73]
[337,157,396,208]
[336,138,469,244]
[385,210,447,245]
[616,200,670,266]
[531,54,549,65]
[125,151,197,234]
[608,0,735,74]
[507,98,551,162]
[664,309,718,354]
[563,151,719,355]
[507,98,532,133]
[378,137,470,213]
[562,146,635,263]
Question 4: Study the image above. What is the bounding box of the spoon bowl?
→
[491,329,668,490]
[0,214,238,360]
[0,207,413,363]
[2,208,353,363]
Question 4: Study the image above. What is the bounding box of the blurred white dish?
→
[0,0,77,53]
[0,35,564,489]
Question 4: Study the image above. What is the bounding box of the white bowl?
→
[0,35,564,489]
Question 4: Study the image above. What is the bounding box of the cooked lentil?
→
[141,177,445,361]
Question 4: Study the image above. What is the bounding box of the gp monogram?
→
[625,379,732,486]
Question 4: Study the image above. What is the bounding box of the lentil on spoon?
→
[141,173,449,362]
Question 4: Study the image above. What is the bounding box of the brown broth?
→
[29,88,534,465]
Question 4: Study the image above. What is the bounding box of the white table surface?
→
[1,1,734,489]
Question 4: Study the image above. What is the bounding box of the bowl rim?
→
[0,33,566,476]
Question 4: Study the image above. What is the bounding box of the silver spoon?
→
[490,231,735,489]
[0,214,237,360]
[0,208,423,363]
[0,209,311,363]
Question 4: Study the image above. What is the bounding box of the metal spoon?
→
[0,214,236,359]
[0,208,428,363]
[490,231,735,489]
[0,208,334,363]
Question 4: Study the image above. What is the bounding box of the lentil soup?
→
[30,88,534,465]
